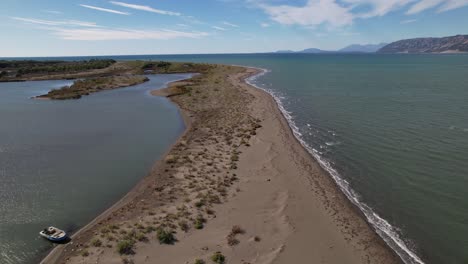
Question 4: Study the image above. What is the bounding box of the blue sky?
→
[1,0,468,57]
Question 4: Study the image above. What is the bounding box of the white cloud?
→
[406,0,442,14]
[260,22,270,27]
[53,28,208,41]
[42,10,62,14]
[344,0,416,18]
[12,17,99,27]
[401,18,417,23]
[222,21,239,27]
[109,1,181,16]
[254,0,468,28]
[12,16,208,41]
[79,4,130,15]
[212,26,227,31]
[259,0,354,27]
[406,0,468,14]
[437,0,468,12]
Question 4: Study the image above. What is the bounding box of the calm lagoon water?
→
[1,54,468,264]
[0,74,191,264]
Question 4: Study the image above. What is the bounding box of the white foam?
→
[244,66,426,264]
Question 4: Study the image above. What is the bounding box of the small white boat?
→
[39,226,68,242]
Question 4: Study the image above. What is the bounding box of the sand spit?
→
[41,64,401,264]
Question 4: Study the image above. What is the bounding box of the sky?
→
[1,0,468,57]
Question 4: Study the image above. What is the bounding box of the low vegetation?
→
[211,252,226,264]
[117,239,135,255]
[38,75,149,100]
[91,238,102,247]
[156,228,176,244]
[0,59,115,79]
[141,61,212,74]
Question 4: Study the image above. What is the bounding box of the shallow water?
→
[0,74,191,264]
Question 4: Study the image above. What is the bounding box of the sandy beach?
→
[41,64,401,264]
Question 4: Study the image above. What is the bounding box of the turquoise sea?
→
[1,54,467,264]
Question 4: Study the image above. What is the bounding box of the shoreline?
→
[39,74,196,264]
[41,64,402,264]
[243,66,422,264]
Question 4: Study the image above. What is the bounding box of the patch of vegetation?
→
[117,239,135,255]
[91,238,102,247]
[141,61,212,74]
[40,75,149,100]
[135,232,148,242]
[156,228,176,244]
[231,225,245,235]
[144,225,157,234]
[178,220,190,232]
[211,252,226,264]
[121,257,134,264]
[226,234,239,246]
[194,218,204,230]
[194,259,206,264]
[0,59,116,78]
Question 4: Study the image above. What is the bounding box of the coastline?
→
[41,64,402,264]
[244,67,423,264]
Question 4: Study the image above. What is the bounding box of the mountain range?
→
[275,43,387,54]
[275,34,468,54]
[377,35,468,53]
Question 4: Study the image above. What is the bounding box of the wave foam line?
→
[243,66,425,264]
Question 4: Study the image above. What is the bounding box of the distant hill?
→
[275,50,295,53]
[275,48,331,54]
[274,43,387,54]
[300,48,332,53]
[339,43,387,53]
[378,35,468,53]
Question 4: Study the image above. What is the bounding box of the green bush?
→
[194,218,204,230]
[117,239,135,255]
[81,249,89,257]
[157,228,176,244]
[211,252,225,264]
[91,238,102,247]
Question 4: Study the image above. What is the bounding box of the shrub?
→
[117,239,135,255]
[81,249,89,257]
[195,199,205,208]
[227,234,239,246]
[178,220,190,232]
[157,228,176,244]
[135,232,148,242]
[231,225,245,235]
[211,252,225,264]
[91,238,102,247]
[194,219,204,229]
[122,257,134,264]
[144,225,157,234]
[194,259,205,264]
